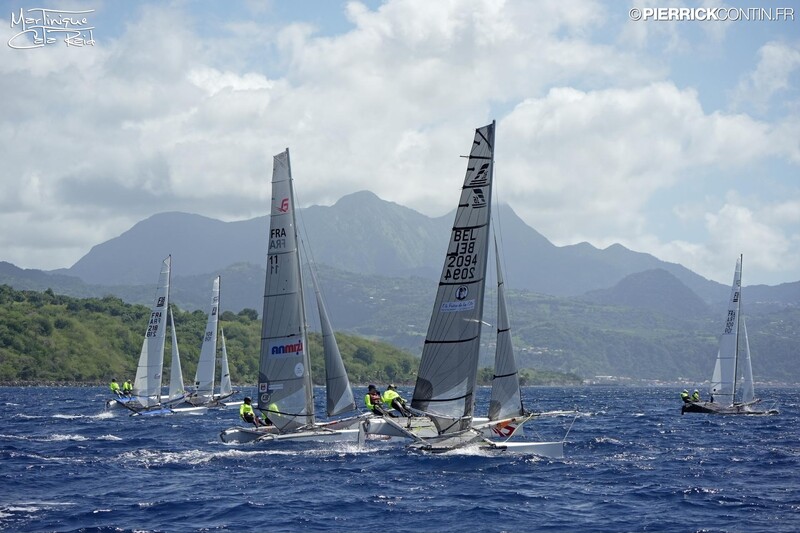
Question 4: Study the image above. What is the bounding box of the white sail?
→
[193,276,220,403]
[739,304,755,404]
[709,255,744,405]
[167,308,186,401]
[411,122,495,436]
[489,237,524,421]
[219,327,233,397]
[309,264,357,417]
[133,256,171,408]
[257,148,315,432]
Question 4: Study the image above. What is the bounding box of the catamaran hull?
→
[681,400,777,415]
[363,416,516,439]
[483,440,564,458]
[219,425,362,444]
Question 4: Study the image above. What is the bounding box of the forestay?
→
[411,122,495,435]
[257,149,315,432]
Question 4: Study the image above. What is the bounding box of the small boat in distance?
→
[682,255,778,416]
[186,276,239,408]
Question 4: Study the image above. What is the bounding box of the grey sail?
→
[192,275,220,404]
[709,254,744,405]
[411,121,495,435]
[488,237,524,421]
[133,255,171,408]
[309,265,357,417]
[257,149,315,432]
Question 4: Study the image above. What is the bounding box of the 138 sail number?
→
[444,228,478,281]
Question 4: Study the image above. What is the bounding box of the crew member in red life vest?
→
[365,385,392,416]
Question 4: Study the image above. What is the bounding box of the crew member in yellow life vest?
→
[382,384,412,416]
[240,397,266,427]
[122,380,133,397]
[691,389,701,402]
[680,389,691,403]
[364,385,391,416]
[110,378,123,398]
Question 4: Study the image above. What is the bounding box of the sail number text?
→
[444,228,478,281]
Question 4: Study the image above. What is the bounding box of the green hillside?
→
[0,285,579,386]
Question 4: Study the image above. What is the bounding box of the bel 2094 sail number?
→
[444,228,478,281]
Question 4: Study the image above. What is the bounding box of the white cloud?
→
[0,0,797,285]
[732,41,800,114]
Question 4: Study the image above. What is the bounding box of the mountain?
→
[3,190,799,382]
[55,190,734,303]
[581,269,710,318]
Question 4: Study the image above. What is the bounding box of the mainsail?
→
[193,276,220,403]
[133,255,171,408]
[411,121,495,435]
[257,148,315,432]
[309,265,357,417]
[709,254,754,405]
[488,237,524,421]
[167,308,186,402]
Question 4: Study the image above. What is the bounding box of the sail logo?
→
[156,296,165,308]
[271,339,304,356]
[468,162,490,186]
[441,299,475,312]
[471,188,487,208]
[278,198,290,213]
[491,421,517,438]
[455,286,469,300]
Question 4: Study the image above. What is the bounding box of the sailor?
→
[110,378,123,398]
[122,380,133,397]
[692,389,701,402]
[240,397,266,427]
[382,384,412,417]
[680,389,691,403]
[365,385,391,416]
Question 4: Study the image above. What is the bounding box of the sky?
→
[1,0,798,286]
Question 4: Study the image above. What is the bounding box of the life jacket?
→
[240,403,254,418]
[110,382,120,393]
[122,381,132,391]
[383,389,402,405]
[365,391,382,409]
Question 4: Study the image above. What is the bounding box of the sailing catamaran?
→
[682,255,777,415]
[186,276,239,407]
[363,122,569,456]
[219,149,365,444]
[110,256,205,416]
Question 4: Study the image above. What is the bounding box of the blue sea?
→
[0,385,797,533]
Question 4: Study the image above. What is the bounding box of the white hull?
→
[363,416,512,439]
[482,440,564,458]
[220,425,361,444]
